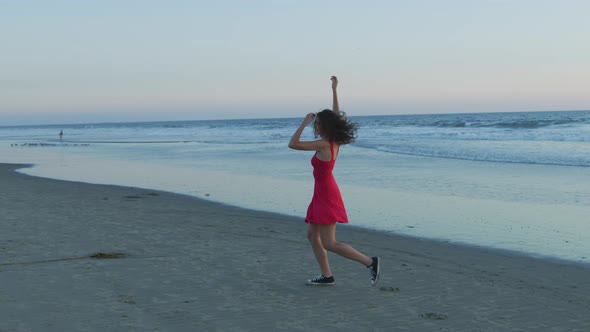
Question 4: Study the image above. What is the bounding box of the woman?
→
[288,76,380,286]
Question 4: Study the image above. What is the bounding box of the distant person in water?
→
[288,76,380,286]
[59,130,63,141]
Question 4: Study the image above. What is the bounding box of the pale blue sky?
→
[1,0,589,124]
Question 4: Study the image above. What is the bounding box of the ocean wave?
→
[357,111,590,130]
[358,122,590,143]
[2,111,589,168]
[353,140,590,168]
[421,118,586,129]
[473,118,584,129]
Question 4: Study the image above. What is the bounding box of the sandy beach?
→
[1,163,589,331]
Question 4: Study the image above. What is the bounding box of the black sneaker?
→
[368,257,380,286]
[306,275,335,286]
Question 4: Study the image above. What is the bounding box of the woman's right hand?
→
[331,76,338,90]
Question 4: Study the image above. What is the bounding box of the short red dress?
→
[305,141,349,224]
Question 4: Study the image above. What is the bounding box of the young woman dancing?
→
[288,76,380,286]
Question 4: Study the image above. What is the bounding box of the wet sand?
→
[1,163,589,331]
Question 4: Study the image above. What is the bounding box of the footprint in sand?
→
[90,252,127,259]
[421,312,448,320]
[379,286,400,292]
[118,295,136,304]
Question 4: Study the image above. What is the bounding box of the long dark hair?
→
[313,109,358,145]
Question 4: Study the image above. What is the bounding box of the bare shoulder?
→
[315,140,333,161]
[316,139,331,149]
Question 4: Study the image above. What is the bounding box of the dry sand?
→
[1,163,589,331]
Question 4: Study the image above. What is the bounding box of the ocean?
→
[2,110,589,264]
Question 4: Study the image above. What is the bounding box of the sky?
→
[1,0,589,125]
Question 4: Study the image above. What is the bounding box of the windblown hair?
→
[313,109,359,145]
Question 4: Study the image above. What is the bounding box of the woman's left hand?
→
[303,113,316,125]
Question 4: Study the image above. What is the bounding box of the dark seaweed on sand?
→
[90,252,126,259]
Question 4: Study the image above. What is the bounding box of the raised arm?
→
[331,76,340,115]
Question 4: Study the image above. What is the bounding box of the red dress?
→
[305,141,349,224]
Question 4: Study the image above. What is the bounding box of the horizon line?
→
[1,109,589,128]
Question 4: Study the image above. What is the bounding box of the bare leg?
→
[319,224,373,266]
[307,223,333,277]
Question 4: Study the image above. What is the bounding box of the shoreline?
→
[2,162,589,331]
[13,161,590,269]
[4,115,590,266]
